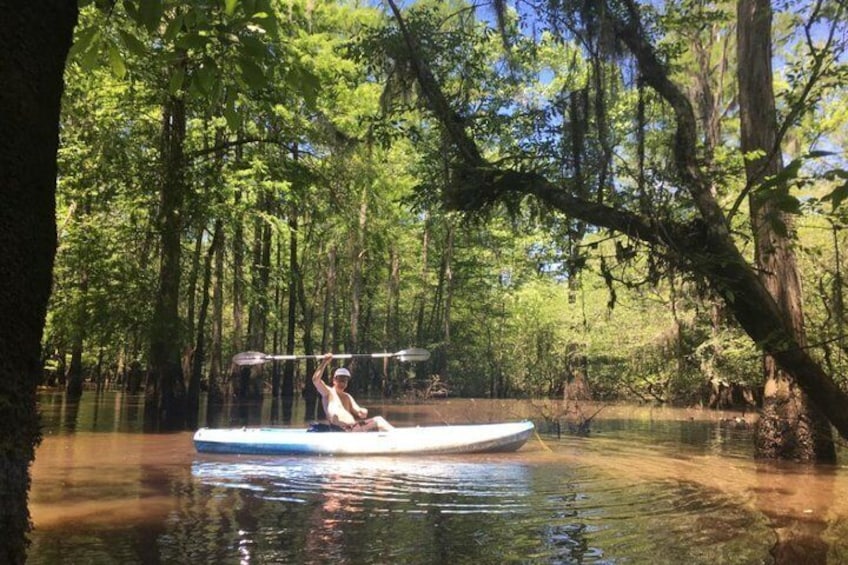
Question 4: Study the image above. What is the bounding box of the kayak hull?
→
[193,421,535,456]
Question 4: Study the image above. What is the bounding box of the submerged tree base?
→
[754,373,836,463]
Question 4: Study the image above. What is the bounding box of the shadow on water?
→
[28,391,848,564]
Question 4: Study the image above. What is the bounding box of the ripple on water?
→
[192,457,537,512]
[187,455,775,564]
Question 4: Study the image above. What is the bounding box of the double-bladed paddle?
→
[232,347,430,366]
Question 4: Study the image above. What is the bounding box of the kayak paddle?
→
[232,347,431,366]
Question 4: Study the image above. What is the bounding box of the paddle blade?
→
[232,351,269,366]
[395,348,430,363]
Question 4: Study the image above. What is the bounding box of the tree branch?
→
[383,0,848,440]
[185,136,290,161]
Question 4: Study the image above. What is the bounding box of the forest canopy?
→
[9,1,848,563]
[46,0,847,419]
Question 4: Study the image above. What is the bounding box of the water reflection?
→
[752,462,837,564]
[186,458,570,563]
[28,393,848,563]
[192,457,534,510]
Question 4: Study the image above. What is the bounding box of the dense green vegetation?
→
[46,0,847,411]
[3,0,848,562]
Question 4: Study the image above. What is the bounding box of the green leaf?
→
[123,0,140,24]
[222,89,242,130]
[294,67,321,110]
[163,14,184,43]
[118,30,148,57]
[224,102,242,131]
[225,0,239,16]
[107,44,127,79]
[68,27,99,62]
[238,56,267,89]
[139,0,164,34]
[195,62,219,96]
[187,76,202,99]
[79,31,103,70]
[821,180,848,210]
[774,193,801,214]
[238,35,268,59]
[176,32,209,51]
[168,67,185,95]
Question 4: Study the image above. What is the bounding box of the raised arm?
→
[311,353,333,397]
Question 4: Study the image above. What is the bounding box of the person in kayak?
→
[312,353,394,432]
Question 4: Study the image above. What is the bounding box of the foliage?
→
[45,0,848,413]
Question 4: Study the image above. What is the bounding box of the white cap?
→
[333,367,351,378]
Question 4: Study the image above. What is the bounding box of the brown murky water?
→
[28,392,848,563]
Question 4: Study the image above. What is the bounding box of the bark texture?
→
[0,2,77,562]
[737,0,834,461]
[147,94,188,429]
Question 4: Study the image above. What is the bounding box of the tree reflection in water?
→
[185,458,553,563]
[30,396,848,563]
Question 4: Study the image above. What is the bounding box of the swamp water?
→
[27,392,848,564]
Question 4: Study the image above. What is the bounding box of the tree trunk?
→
[284,204,299,415]
[271,231,282,399]
[294,234,317,421]
[146,92,188,430]
[0,3,77,562]
[565,89,589,305]
[66,339,85,399]
[415,213,431,387]
[289,177,318,423]
[241,190,272,402]
[67,202,90,400]
[330,246,342,353]
[188,221,222,427]
[442,223,454,386]
[415,213,430,345]
[383,248,401,394]
[185,226,204,341]
[229,174,246,400]
[314,246,336,419]
[349,183,369,368]
[208,202,225,406]
[686,13,733,404]
[206,129,226,407]
[737,0,835,462]
[829,222,846,365]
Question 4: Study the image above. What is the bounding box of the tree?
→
[0,2,77,562]
[381,0,848,446]
[737,0,834,460]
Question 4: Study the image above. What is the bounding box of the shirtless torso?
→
[311,353,394,432]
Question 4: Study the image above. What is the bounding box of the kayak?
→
[193,421,535,456]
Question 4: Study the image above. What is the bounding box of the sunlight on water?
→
[27,393,848,563]
[192,457,535,513]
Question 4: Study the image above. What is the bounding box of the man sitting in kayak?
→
[312,353,394,432]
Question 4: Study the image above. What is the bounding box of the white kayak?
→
[193,421,535,456]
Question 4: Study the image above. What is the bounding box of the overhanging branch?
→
[384,0,848,441]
